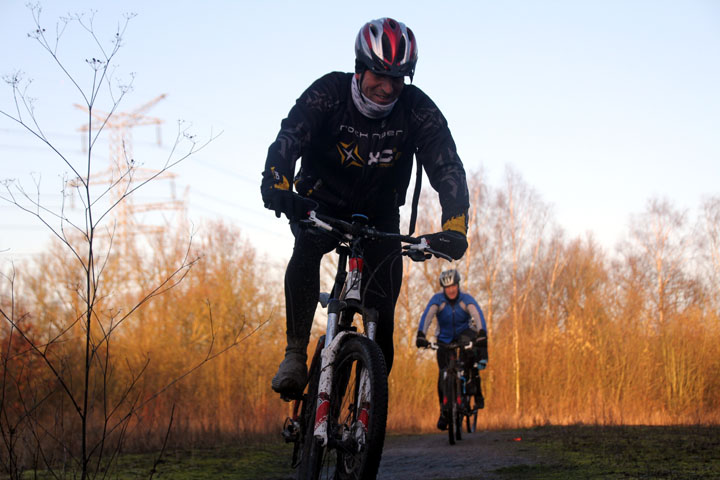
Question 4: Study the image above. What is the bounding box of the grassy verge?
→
[11,425,719,479]
[113,442,296,480]
[493,425,720,479]
[14,441,296,480]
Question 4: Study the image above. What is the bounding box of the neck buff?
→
[351,74,398,119]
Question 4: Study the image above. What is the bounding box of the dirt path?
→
[377,430,546,479]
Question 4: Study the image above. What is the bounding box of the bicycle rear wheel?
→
[315,336,388,480]
[466,398,478,433]
[297,351,323,480]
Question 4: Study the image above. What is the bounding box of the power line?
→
[2,224,48,231]
[192,158,256,185]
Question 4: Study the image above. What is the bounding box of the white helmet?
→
[439,269,460,287]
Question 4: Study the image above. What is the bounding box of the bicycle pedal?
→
[282,417,301,443]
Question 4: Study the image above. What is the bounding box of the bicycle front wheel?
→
[454,378,462,442]
[316,336,389,480]
[444,373,456,445]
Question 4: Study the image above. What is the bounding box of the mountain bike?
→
[281,210,450,479]
[426,341,481,445]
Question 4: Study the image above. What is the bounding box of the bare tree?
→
[466,170,507,332]
[698,196,720,314]
[0,6,221,479]
[498,167,548,416]
[624,198,690,327]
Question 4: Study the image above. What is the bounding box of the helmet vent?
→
[381,34,392,62]
[397,38,406,63]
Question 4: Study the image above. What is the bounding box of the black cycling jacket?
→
[261,72,470,233]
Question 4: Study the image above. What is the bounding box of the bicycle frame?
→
[309,214,391,448]
[284,209,451,477]
[305,210,448,449]
[429,340,478,443]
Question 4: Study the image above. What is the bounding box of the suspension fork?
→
[315,300,376,448]
[314,247,375,448]
[315,328,354,447]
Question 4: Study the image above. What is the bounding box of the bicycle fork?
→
[314,337,373,450]
[313,323,374,449]
[313,254,376,450]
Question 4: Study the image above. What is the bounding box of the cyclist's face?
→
[360,70,404,105]
[443,284,459,300]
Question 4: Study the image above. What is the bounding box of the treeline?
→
[2,168,719,463]
[393,168,720,430]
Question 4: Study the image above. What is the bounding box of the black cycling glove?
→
[415,331,429,348]
[419,230,468,260]
[262,189,313,221]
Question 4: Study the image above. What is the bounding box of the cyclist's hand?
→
[419,230,468,260]
[415,332,430,348]
[477,359,488,371]
[263,189,313,221]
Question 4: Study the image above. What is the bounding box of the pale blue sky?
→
[1,0,719,262]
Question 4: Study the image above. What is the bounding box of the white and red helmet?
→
[355,18,418,80]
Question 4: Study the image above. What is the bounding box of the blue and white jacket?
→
[418,291,487,344]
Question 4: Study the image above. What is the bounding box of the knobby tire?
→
[466,405,478,433]
[444,373,456,446]
[303,336,388,480]
[455,401,463,442]
[297,357,323,480]
[454,377,462,442]
[466,387,478,434]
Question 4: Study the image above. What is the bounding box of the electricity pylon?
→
[74,94,186,257]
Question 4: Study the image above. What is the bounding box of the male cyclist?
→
[261,18,471,397]
[416,269,488,430]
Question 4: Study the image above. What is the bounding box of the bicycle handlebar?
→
[303,210,452,262]
[423,341,474,351]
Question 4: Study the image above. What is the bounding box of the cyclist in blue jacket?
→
[416,269,488,430]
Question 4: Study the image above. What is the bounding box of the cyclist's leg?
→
[361,214,402,373]
[456,328,485,408]
[436,348,450,430]
[475,369,484,409]
[473,329,488,408]
[272,223,337,395]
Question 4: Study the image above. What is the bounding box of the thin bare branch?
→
[148,404,175,480]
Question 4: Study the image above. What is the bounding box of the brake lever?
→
[306,211,330,231]
[306,211,354,241]
[405,249,431,262]
[403,238,432,262]
[403,239,453,262]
